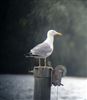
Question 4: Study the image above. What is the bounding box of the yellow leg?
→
[44,58,46,67]
[39,58,41,67]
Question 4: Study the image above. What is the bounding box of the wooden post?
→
[34,66,53,100]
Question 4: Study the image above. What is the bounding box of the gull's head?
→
[47,30,62,37]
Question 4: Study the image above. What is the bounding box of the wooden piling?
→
[34,66,53,100]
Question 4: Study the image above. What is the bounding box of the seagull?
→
[26,30,62,67]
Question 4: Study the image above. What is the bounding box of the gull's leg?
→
[44,58,46,67]
[39,58,41,67]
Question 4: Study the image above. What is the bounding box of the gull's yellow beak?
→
[56,32,62,36]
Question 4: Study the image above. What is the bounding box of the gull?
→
[26,30,62,67]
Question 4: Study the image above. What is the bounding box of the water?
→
[0,75,34,100]
[0,75,87,100]
[51,77,87,100]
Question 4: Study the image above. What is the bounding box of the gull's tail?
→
[24,52,32,58]
[24,52,39,58]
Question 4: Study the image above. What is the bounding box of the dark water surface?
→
[0,75,87,100]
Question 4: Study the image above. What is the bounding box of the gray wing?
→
[30,42,52,57]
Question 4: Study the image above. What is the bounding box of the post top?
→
[34,66,53,78]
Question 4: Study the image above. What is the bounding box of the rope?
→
[56,86,58,100]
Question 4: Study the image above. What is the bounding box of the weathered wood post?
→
[34,66,53,100]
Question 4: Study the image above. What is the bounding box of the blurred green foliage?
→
[1,0,87,76]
